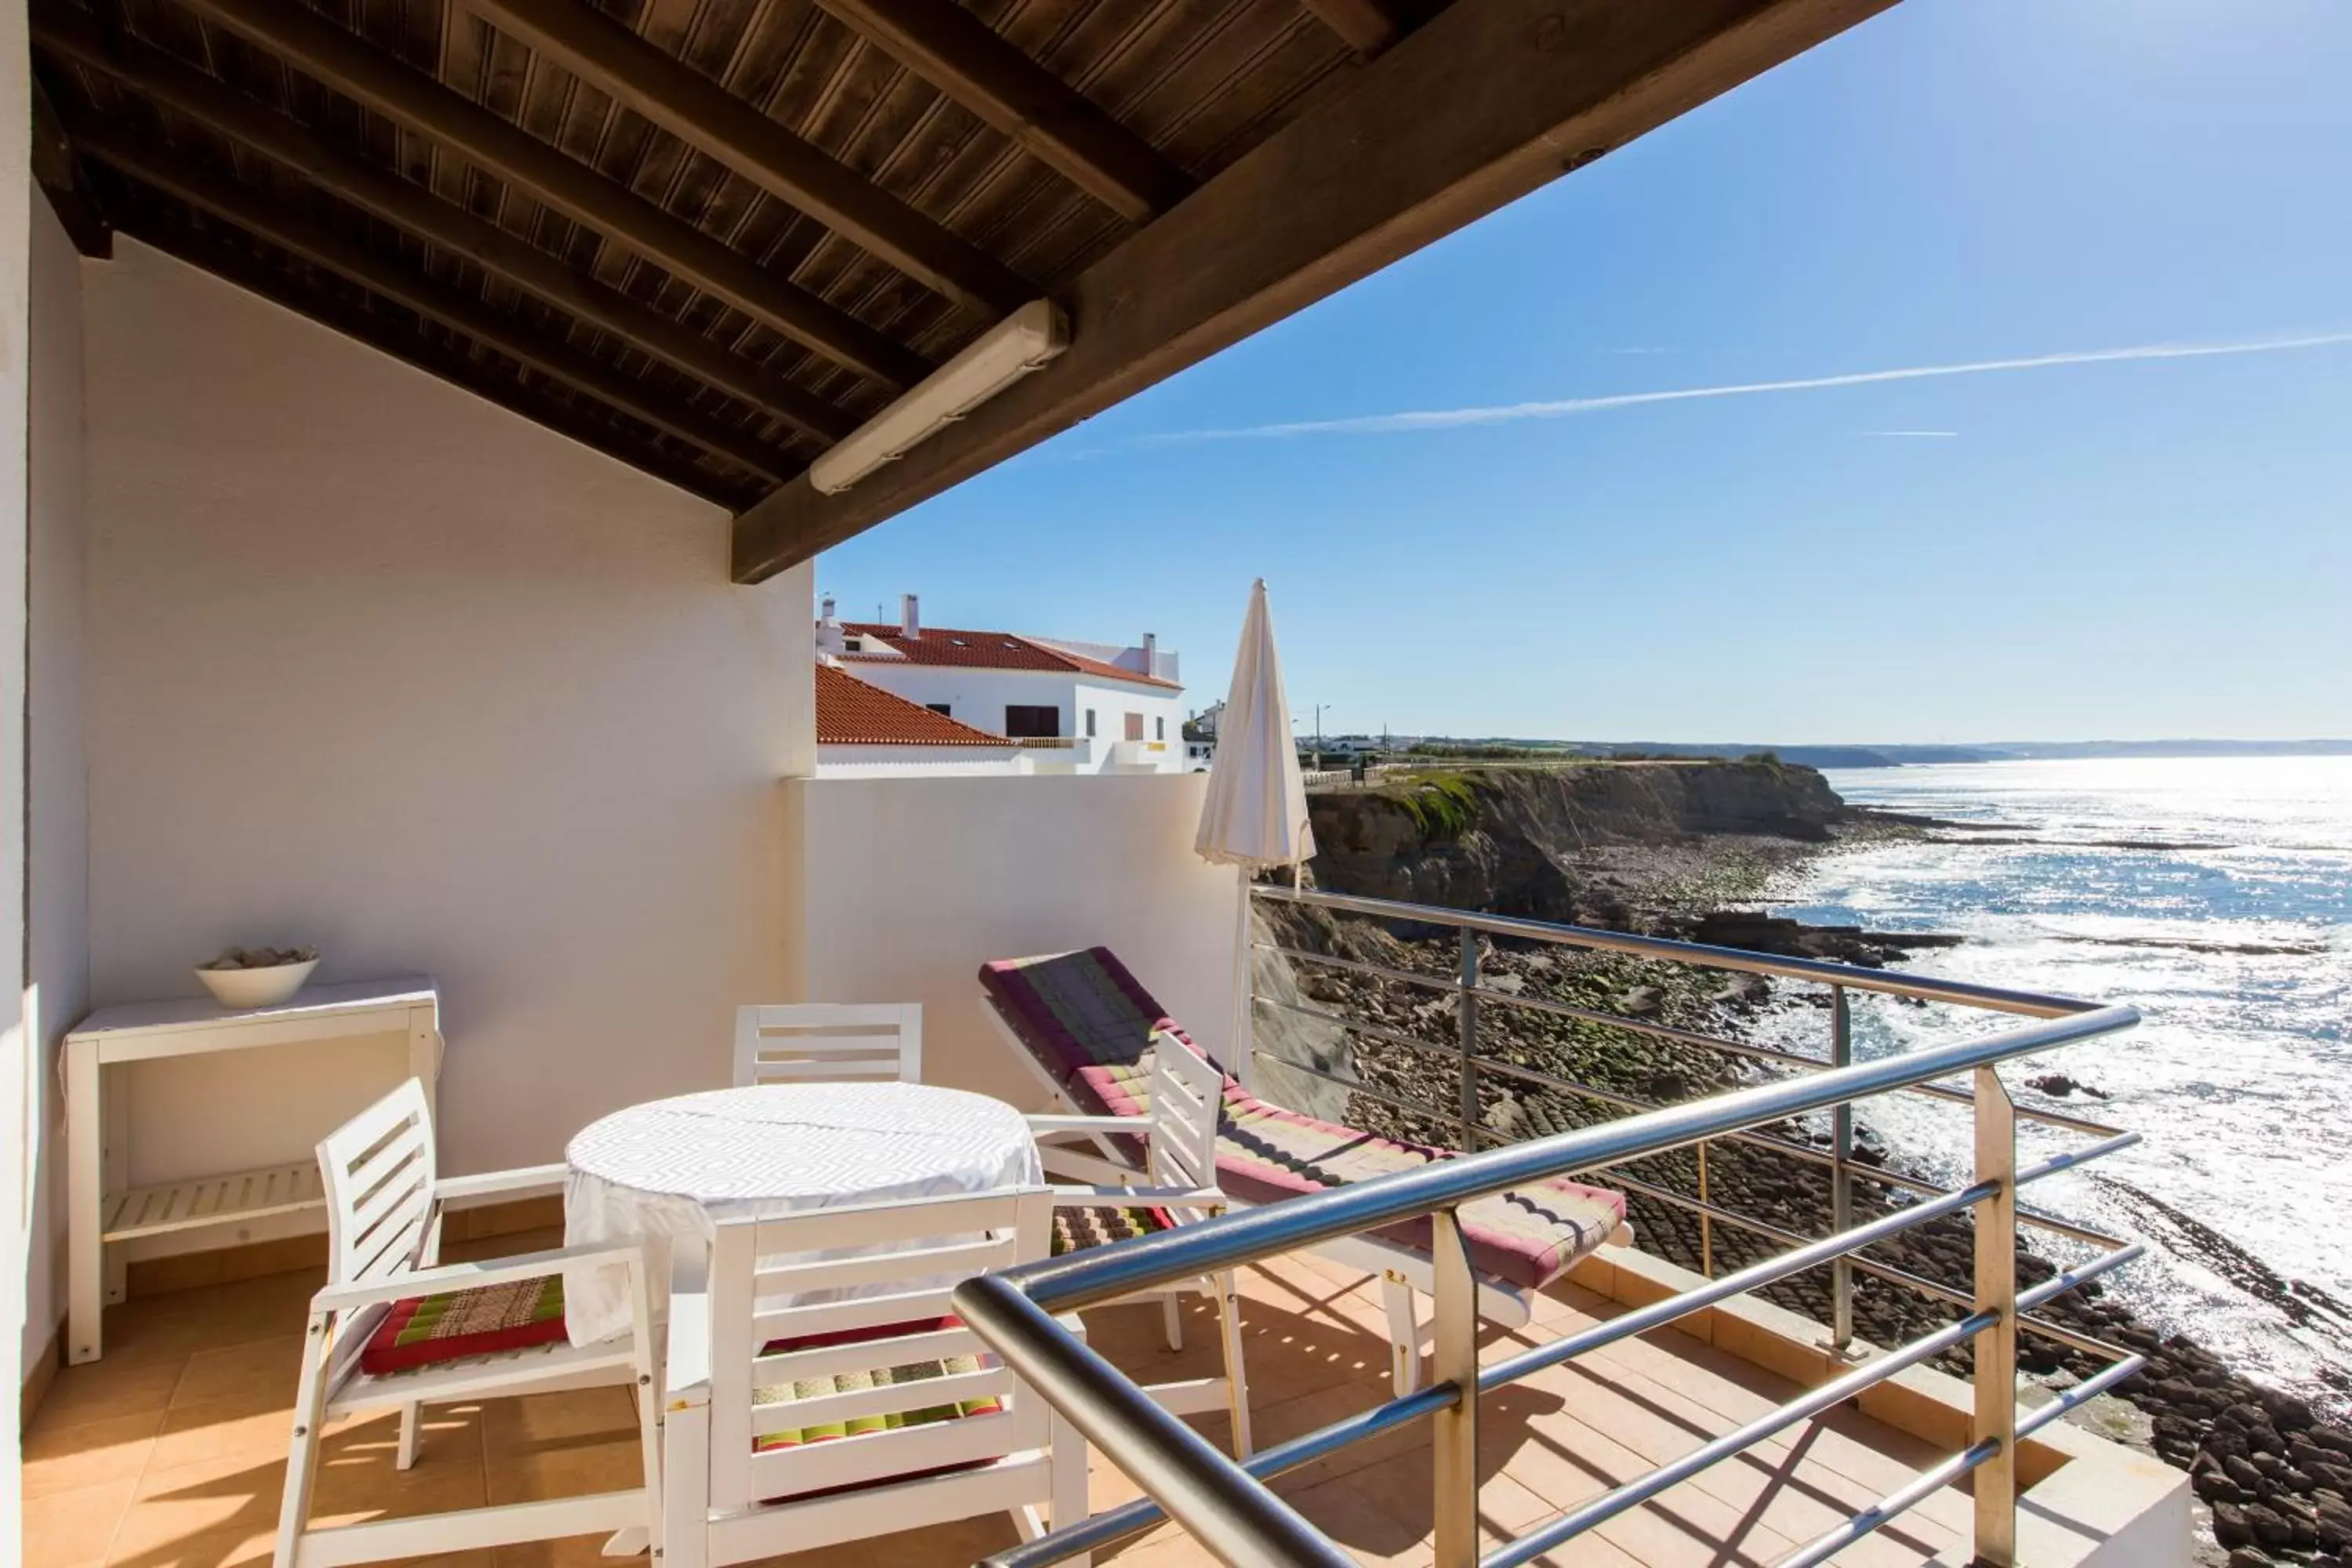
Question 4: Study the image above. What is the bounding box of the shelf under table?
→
[101,1162,325,1243]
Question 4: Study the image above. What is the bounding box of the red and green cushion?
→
[981,947,1627,1292]
[361,1273,568,1375]
[1050,1202,1172,1256]
[752,1318,1001,1466]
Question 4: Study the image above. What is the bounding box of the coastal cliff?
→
[1303,759,1850,927]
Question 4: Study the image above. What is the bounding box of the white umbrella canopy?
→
[1196,579,1314,1088]
[1195,579,1316,873]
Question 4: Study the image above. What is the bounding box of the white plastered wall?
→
[78,238,813,1221]
[792,772,1239,1107]
[24,196,89,1385]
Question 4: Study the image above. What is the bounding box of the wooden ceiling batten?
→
[731,0,1901,582]
[68,114,801,482]
[460,0,1034,314]
[1299,0,1406,57]
[34,7,857,444]
[168,0,932,390]
[808,0,1193,224]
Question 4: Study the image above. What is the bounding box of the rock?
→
[2227,1454,2267,1493]
[2215,1502,2254,1548]
[2245,1503,2296,1550]
[2024,1072,2110,1099]
[2227,1550,2274,1568]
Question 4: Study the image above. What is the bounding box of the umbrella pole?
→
[1229,869,1254,1091]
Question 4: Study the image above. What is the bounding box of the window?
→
[1155,716,1166,741]
[1084,710,1097,738]
[1004,704,1059,738]
[843,637,863,652]
[926,702,952,717]
[1124,713,1145,742]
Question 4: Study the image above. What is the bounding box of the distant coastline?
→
[1343,739,2352,771]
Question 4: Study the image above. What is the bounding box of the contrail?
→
[1129,330,2352,445]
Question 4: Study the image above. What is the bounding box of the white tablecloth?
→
[562,1081,1042,1345]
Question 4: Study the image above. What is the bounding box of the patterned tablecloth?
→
[562,1081,1041,1345]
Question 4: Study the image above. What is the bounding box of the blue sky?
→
[815,0,2352,744]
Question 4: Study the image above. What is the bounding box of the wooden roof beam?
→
[808,0,1192,223]
[69,115,800,485]
[170,0,931,390]
[116,207,753,507]
[1301,0,1410,57]
[461,0,1031,314]
[34,11,855,444]
[30,75,112,256]
[731,0,1899,582]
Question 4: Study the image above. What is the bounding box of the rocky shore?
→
[1259,759,2350,1566]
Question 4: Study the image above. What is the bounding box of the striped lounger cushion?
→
[980,947,1625,1292]
[361,1273,568,1374]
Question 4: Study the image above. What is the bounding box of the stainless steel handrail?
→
[956,1000,2142,1568]
[1253,883,2102,1018]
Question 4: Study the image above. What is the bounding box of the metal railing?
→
[956,890,2146,1568]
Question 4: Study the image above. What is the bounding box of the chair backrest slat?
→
[734,1003,922,1087]
[704,1187,1049,1513]
[318,1078,437,1290]
[1148,1029,1224,1195]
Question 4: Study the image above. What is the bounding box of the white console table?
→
[64,977,441,1363]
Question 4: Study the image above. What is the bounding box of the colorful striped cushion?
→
[982,948,1626,1291]
[361,1274,568,1374]
[752,1317,1002,1453]
[1050,1202,1172,1256]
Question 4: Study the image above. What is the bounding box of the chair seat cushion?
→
[1049,1202,1172,1256]
[753,1317,1002,1452]
[982,946,1626,1293]
[361,1273,568,1374]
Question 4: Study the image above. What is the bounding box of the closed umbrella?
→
[1195,579,1315,1086]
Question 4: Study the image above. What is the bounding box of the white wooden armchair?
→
[1027,1029,1254,1457]
[658,1188,1089,1568]
[275,1078,660,1567]
[734,1001,922,1086]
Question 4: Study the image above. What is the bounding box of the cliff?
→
[1302,760,1851,929]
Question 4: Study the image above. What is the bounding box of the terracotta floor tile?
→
[169,1338,307,1410]
[25,1478,137,1568]
[35,1355,188,1430]
[23,1409,165,1501]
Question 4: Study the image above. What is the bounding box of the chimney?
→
[901,593,920,640]
[814,594,844,656]
[1142,632,1158,676]
[819,593,837,623]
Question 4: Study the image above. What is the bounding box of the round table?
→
[561,1080,1042,1345]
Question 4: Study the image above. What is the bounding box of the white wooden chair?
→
[1026,1030,1254,1457]
[733,1002,922,1087]
[659,1188,1090,1568]
[276,1078,661,1567]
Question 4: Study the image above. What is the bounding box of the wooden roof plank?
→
[114,201,753,506]
[69,114,801,483]
[171,0,932,390]
[463,0,1033,314]
[34,9,856,444]
[731,0,1898,581]
[808,0,1193,224]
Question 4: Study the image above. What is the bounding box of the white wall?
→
[846,662,1185,773]
[2,6,34,1519]
[81,238,813,1192]
[815,743,1026,777]
[793,773,1239,1107]
[24,198,88,1380]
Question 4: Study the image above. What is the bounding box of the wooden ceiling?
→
[31,0,1893,582]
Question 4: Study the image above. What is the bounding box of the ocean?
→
[1767,757,2352,1402]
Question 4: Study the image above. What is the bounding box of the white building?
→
[817,595,1187,775]
[813,663,1026,777]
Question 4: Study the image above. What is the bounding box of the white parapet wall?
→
[789,771,1240,1106]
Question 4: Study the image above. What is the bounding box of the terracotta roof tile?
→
[815,664,1017,748]
[839,622,1180,690]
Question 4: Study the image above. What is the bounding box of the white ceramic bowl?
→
[195,958,320,1011]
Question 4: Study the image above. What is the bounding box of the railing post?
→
[1696,1140,1715,1279]
[1432,1207,1480,1568]
[1457,930,1480,1154]
[1830,985,1854,1353]
[1972,1065,2019,1567]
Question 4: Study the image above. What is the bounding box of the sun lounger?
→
[980,947,1630,1392]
